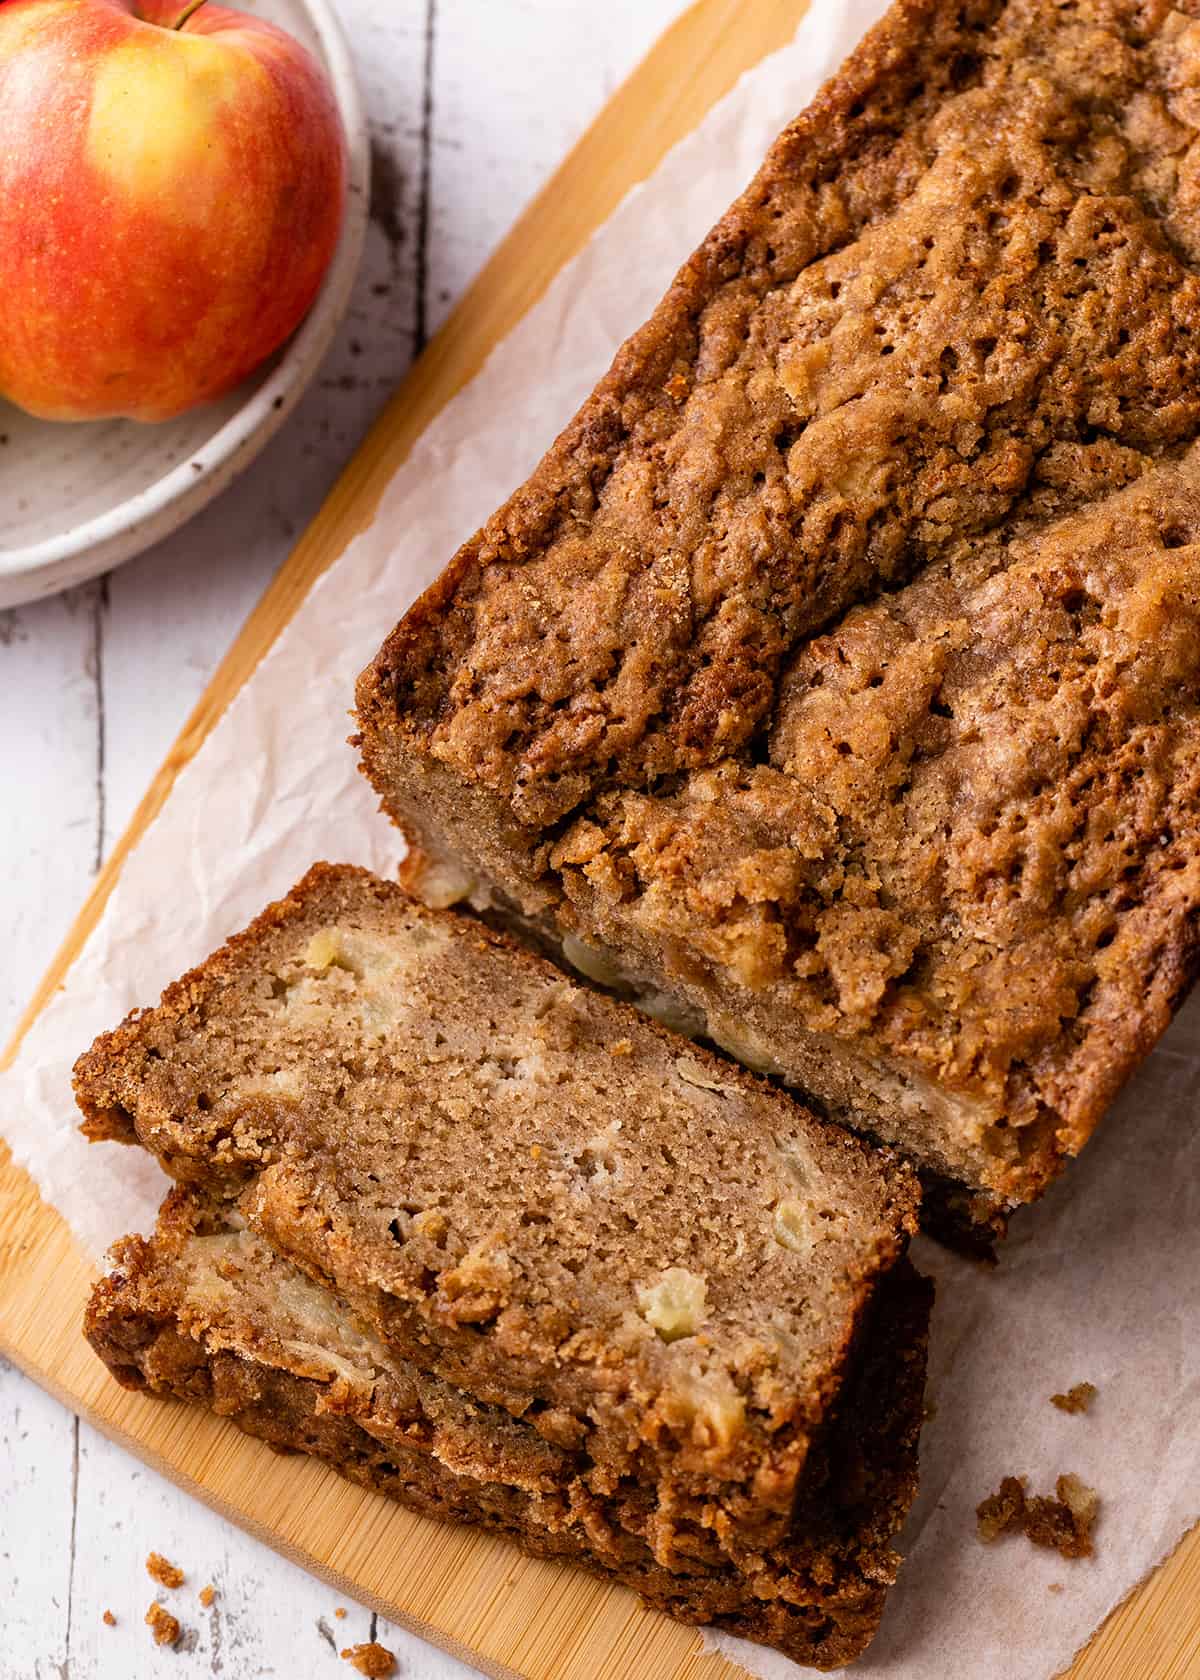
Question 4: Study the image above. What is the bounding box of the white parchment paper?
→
[3,3,1197,1674]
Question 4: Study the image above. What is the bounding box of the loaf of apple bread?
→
[355,0,1200,1241]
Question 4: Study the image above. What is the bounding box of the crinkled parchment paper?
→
[3,3,1197,1674]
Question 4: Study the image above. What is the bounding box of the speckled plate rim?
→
[0,0,369,609]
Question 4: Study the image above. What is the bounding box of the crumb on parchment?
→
[145,1602,182,1648]
[102,1610,116,1627]
[976,1475,1027,1542]
[976,1473,1100,1559]
[341,1642,397,1677]
[146,1551,185,1589]
[1050,1382,1098,1414]
[334,1607,347,1619]
[198,1584,216,1608]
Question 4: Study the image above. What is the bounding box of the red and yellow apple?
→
[0,0,347,422]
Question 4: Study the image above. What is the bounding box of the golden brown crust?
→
[357,0,1200,1220]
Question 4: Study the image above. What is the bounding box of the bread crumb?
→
[976,1473,1099,1559]
[976,1475,1027,1542]
[146,1551,185,1589]
[341,1643,397,1677]
[145,1602,182,1648]
[1048,1582,1064,1594]
[102,1610,116,1627]
[198,1584,216,1608]
[1050,1382,1097,1414]
[610,1039,633,1056]
[334,1607,347,1619]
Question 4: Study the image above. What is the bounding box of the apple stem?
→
[171,0,209,28]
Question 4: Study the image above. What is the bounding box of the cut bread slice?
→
[75,864,920,1560]
[86,1187,932,1671]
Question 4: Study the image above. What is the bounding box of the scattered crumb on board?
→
[334,1607,347,1619]
[145,1602,182,1648]
[1048,1583,1064,1594]
[1050,1381,1098,1414]
[146,1551,185,1589]
[102,1610,116,1628]
[199,1584,216,1608]
[977,1473,1100,1559]
[341,1642,397,1677]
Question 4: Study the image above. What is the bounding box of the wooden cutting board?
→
[1,2,1197,1674]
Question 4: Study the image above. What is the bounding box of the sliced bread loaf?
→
[75,864,920,1559]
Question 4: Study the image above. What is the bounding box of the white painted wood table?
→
[0,3,689,1673]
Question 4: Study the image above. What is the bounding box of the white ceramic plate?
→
[0,0,369,611]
